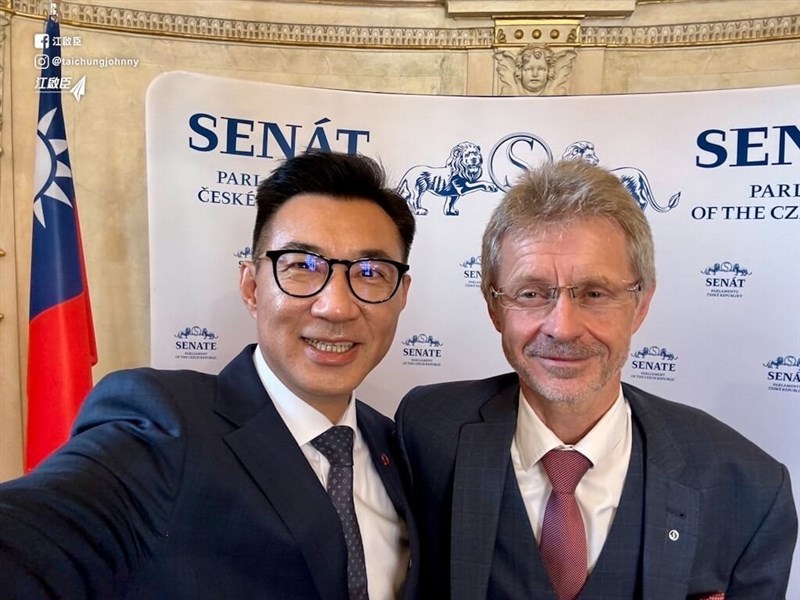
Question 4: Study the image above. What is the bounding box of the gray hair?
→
[480,160,655,298]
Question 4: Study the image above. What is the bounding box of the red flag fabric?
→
[26,16,97,471]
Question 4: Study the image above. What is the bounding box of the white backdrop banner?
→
[147,72,799,591]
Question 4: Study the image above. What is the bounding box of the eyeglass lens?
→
[495,281,638,311]
[273,252,401,303]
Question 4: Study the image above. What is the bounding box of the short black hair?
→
[252,150,416,260]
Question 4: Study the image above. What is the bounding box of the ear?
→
[239,262,258,319]
[631,283,655,334]
[486,296,502,333]
[397,274,411,310]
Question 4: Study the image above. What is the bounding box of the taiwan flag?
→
[26,16,97,471]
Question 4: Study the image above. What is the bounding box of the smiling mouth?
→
[304,338,355,354]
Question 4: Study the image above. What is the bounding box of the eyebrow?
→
[274,242,397,261]
[507,275,620,287]
[275,241,321,254]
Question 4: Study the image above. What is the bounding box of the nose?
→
[538,292,585,341]
[309,266,361,321]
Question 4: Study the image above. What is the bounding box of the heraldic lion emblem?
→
[562,140,680,213]
[398,142,498,216]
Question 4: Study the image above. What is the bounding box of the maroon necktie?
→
[540,449,593,600]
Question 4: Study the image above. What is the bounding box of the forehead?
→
[523,52,546,64]
[262,193,404,259]
[499,218,633,280]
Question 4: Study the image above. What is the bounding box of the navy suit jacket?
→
[0,345,419,599]
[396,373,797,600]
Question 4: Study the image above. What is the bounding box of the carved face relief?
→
[519,53,549,94]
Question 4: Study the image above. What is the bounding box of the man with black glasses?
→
[396,160,796,600]
[0,151,419,599]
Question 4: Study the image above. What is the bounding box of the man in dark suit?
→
[396,160,796,600]
[0,151,419,599]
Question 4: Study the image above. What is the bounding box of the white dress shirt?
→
[511,388,632,572]
[252,347,409,599]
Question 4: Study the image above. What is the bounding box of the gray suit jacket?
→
[0,345,420,599]
[396,373,796,600]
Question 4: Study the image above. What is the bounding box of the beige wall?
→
[1,0,799,479]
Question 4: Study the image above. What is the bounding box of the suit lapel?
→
[357,402,420,598]
[450,383,518,600]
[215,346,347,600]
[626,386,699,600]
[356,402,407,518]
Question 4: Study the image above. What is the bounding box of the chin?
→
[525,372,601,405]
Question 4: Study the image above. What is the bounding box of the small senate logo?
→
[460,255,482,288]
[701,261,752,298]
[401,333,444,367]
[234,246,253,261]
[629,345,679,383]
[763,354,800,393]
[174,325,219,361]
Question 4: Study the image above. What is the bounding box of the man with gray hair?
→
[396,160,796,600]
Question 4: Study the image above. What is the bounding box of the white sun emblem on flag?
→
[33,107,73,228]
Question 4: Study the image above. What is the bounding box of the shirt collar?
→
[514,387,629,470]
[251,346,359,448]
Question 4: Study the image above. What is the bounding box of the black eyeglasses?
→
[255,250,409,304]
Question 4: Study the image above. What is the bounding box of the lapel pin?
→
[668,529,680,541]
[381,453,391,467]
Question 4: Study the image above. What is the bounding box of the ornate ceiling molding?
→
[494,19,581,48]
[582,15,800,48]
[2,1,798,50]
[7,0,494,49]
